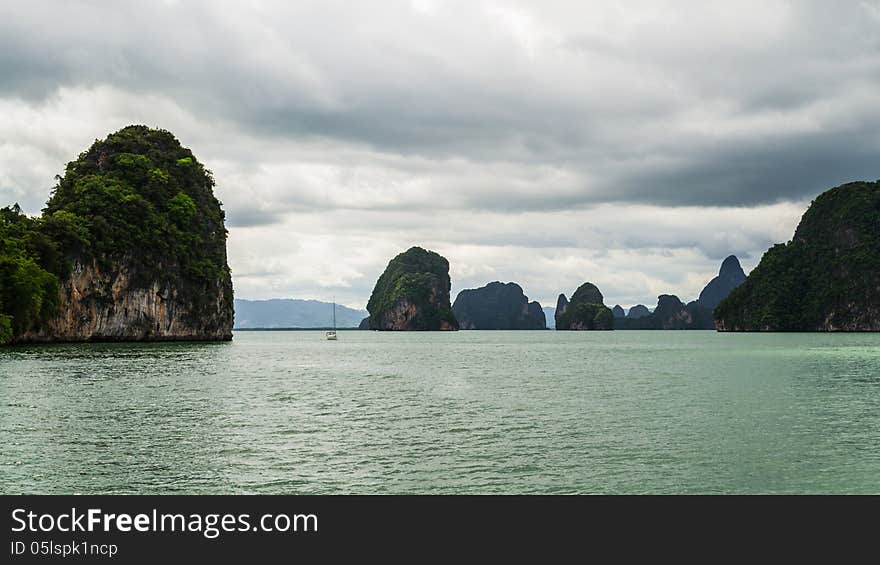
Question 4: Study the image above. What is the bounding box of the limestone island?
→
[716,180,880,331]
[365,246,458,330]
[0,125,234,344]
[555,282,614,330]
[453,281,545,330]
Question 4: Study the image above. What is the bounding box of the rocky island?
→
[555,282,614,330]
[614,255,746,330]
[626,304,651,319]
[0,125,234,344]
[696,255,747,311]
[365,246,459,330]
[716,181,880,331]
[452,281,545,329]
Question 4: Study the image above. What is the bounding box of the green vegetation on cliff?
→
[715,181,880,331]
[366,246,458,330]
[556,282,614,330]
[0,125,234,343]
[45,125,230,289]
[0,205,61,342]
[558,302,614,330]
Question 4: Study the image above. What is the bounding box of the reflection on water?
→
[2,331,879,494]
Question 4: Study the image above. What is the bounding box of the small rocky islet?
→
[554,283,614,331]
[364,246,458,331]
[452,281,545,330]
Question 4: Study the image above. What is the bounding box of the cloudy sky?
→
[2,1,878,309]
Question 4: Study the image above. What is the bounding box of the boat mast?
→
[332,298,336,330]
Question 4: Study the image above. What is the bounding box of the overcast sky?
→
[2,0,878,309]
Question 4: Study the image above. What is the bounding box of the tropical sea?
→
[2,330,879,494]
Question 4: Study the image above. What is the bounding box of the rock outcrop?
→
[716,181,880,331]
[627,305,651,319]
[652,295,694,329]
[453,281,545,329]
[616,295,715,330]
[612,305,626,318]
[555,282,614,330]
[554,294,569,326]
[695,255,746,311]
[6,125,233,343]
[358,316,370,330]
[366,246,458,330]
[613,255,742,330]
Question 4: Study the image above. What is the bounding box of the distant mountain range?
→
[234,299,367,328]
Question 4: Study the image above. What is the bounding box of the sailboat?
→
[326,299,338,340]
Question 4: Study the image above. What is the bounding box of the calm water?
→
[2,330,880,494]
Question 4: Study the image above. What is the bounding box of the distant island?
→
[234,299,367,329]
[615,255,746,330]
[716,181,880,331]
[0,125,233,344]
[555,282,614,330]
[365,246,458,330]
[453,282,545,330]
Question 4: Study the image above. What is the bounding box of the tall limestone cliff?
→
[554,294,569,323]
[555,282,614,330]
[452,281,545,329]
[716,181,880,331]
[2,125,233,343]
[695,255,746,311]
[366,246,458,330]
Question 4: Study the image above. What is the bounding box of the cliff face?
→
[554,294,569,328]
[5,125,234,343]
[20,259,232,342]
[452,281,545,329]
[612,305,626,319]
[555,282,613,331]
[716,181,880,331]
[366,246,458,331]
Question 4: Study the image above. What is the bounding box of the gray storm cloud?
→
[0,0,877,308]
